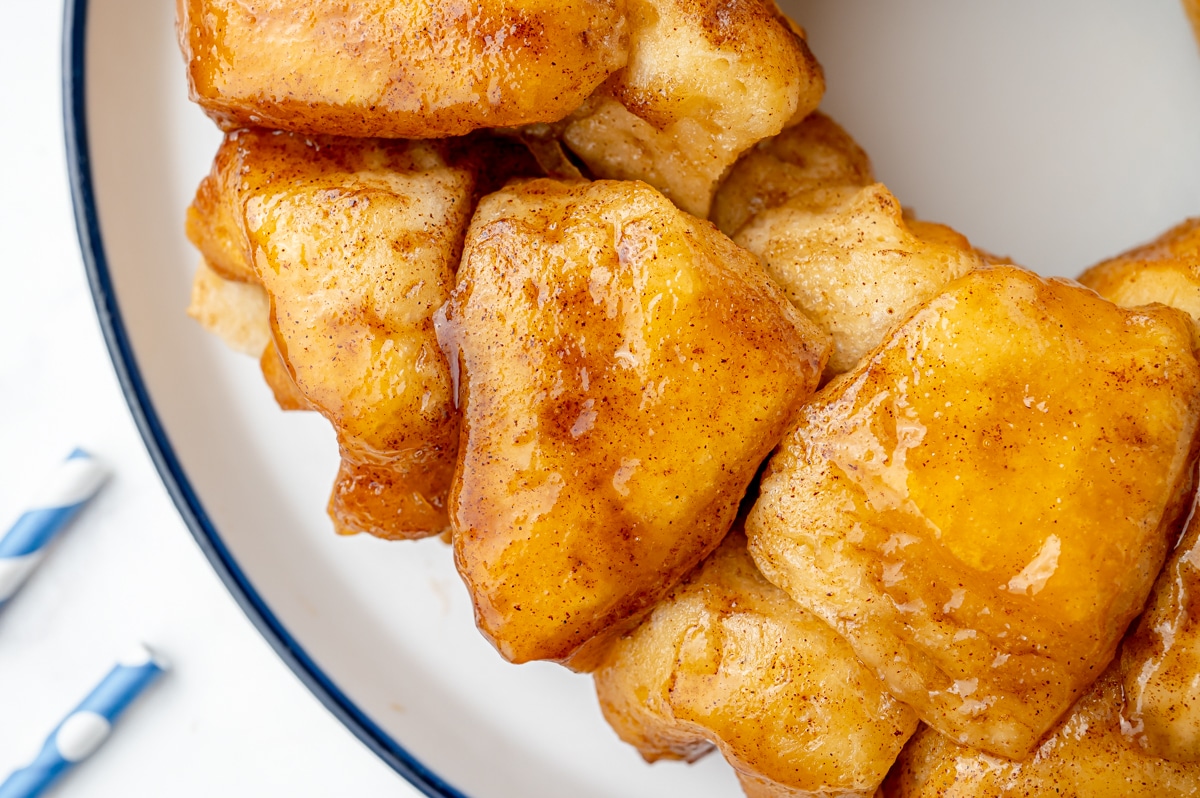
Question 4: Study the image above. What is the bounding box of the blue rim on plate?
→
[60,2,467,795]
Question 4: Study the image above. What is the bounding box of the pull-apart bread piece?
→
[747,265,1200,760]
[884,664,1200,798]
[178,0,821,218]
[187,129,500,540]
[595,528,919,798]
[561,0,824,218]
[1079,217,1200,321]
[186,258,314,412]
[883,223,1200,796]
[889,483,1200,792]
[187,258,272,357]
[714,113,981,377]
[1121,506,1200,764]
[178,0,630,138]
[1188,0,1200,50]
[436,178,830,665]
[710,111,873,237]
[1078,217,1200,763]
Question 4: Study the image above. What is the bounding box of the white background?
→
[0,3,420,795]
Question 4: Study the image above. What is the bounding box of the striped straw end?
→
[118,643,170,673]
[76,646,168,723]
[0,552,46,604]
[0,645,167,798]
[29,451,108,511]
[0,450,108,562]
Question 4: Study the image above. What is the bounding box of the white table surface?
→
[0,4,422,795]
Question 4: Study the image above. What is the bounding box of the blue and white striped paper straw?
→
[0,449,107,608]
[0,644,167,798]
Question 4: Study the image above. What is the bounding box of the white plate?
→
[67,1,1200,796]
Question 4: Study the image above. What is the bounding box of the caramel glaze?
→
[1122,495,1200,763]
[177,0,630,139]
[748,265,1200,760]
[436,178,829,665]
[885,665,1200,798]
[187,128,538,539]
[1075,215,1200,763]
[258,338,311,411]
[884,503,1200,796]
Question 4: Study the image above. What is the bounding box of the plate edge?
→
[58,2,469,795]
